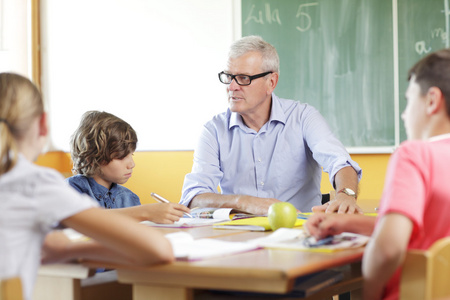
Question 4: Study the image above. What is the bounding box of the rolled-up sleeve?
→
[302,105,362,187]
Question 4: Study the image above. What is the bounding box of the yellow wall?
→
[36,151,390,205]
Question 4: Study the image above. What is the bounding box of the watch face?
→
[344,188,356,196]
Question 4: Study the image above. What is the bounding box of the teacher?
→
[180,35,362,215]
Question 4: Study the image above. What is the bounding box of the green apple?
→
[268,202,298,231]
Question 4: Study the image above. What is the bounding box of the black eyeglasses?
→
[218,71,273,86]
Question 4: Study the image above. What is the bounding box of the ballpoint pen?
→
[150,192,194,218]
[303,235,334,248]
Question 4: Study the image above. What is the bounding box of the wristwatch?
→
[337,188,357,199]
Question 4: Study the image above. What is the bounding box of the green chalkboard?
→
[241,0,450,150]
[397,0,449,142]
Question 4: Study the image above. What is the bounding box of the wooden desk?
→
[70,225,364,300]
[32,227,245,300]
[109,201,380,300]
[33,263,94,300]
[110,233,364,300]
[35,207,377,300]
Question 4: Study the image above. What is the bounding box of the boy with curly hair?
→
[67,110,190,224]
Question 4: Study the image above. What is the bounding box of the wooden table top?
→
[84,225,365,293]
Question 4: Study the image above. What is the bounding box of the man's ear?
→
[266,72,279,95]
[426,87,444,115]
[39,112,48,137]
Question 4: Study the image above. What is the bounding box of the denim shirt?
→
[66,175,140,209]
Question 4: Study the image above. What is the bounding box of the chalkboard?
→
[241,0,450,151]
[397,0,450,142]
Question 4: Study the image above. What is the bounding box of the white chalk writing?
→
[296,3,319,32]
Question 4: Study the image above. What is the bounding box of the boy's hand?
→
[144,203,191,224]
[304,213,346,240]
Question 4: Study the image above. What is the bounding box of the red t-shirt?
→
[377,136,450,299]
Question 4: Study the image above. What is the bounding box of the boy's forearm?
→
[345,214,376,236]
[362,214,413,299]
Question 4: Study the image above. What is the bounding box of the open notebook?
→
[143,207,263,228]
[247,228,370,252]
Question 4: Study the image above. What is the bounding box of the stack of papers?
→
[165,232,261,261]
[189,207,263,220]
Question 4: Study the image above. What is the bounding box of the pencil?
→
[150,192,193,218]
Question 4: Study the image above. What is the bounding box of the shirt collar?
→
[428,133,450,142]
[87,176,118,196]
[229,93,286,130]
[269,93,287,125]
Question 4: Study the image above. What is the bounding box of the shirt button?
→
[257,158,262,162]
[260,181,264,186]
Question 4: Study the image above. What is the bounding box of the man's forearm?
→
[189,193,240,209]
[334,166,359,196]
[189,193,281,215]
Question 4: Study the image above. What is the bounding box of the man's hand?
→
[190,193,283,216]
[238,196,283,215]
[312,194,363,214]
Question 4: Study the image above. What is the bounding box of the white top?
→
[0,155,97,300]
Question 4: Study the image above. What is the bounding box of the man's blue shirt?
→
[66,175,140,209]
[180,93,362,212]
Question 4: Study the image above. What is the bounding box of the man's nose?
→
[228,77,240,90]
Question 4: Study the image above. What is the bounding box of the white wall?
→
[40,0,240,151]
[0,0,30,76]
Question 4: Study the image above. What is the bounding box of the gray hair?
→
[229,35,280,74]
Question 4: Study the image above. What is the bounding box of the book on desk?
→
[142,207,263,228]
[213,216,307,231]
[165,231,261,261]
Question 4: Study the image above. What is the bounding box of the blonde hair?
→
[0,73,43,175]
[70,111,137,176]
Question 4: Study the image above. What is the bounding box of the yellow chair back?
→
[400,237,450,300]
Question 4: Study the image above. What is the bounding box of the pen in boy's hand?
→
[150,192,170,203]
[150,193,193,218]
[303,235,334,248]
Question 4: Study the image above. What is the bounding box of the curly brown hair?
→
[70,111,137,176]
